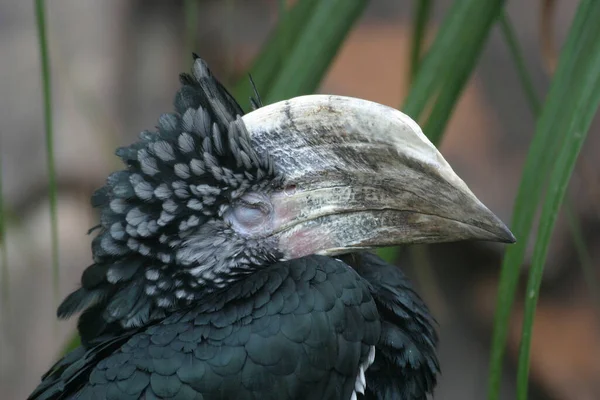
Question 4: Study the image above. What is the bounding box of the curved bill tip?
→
[494,221,517,244]
[471,202,516,244]
[479,206,516,244]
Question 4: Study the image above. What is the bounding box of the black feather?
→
[343,252,439,400]
[57,288,106,319]
[81,263,110,288]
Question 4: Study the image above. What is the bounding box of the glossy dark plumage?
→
[30,256,382,400]
[29,57,439,400]
[345,253,439,399]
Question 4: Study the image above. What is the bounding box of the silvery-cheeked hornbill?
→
[29,56,514,400]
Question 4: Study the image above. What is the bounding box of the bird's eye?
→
[226,192,273,236]
[234,203,268,226]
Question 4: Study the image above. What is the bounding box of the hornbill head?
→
[59,58,513,342]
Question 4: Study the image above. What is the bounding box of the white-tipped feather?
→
[352,345,376,399]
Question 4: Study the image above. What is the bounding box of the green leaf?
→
[564,202,600,315]
[409,0,434,81]
[498,13,541,115]
[263,0,367,104]
[421,37,481,146]
[500,5,599,327]
[184,0,199,61]
[234,0,367,105]
[498,5,600,368]
[278,0,287,17]
[62,334,81,354]
[232,0,320,107]
[0,158,8,307]
[402,0,506,121]
[515,2,600,398]
[487,2,600,399]
[35,0,60,301]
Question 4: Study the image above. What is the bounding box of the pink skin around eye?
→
[277,224,336,259]
[270,189,336,259]
[270,191,304,230]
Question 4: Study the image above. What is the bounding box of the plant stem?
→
[410,0,433,81]
[499,13,541,114]
[35,0,60,301]
[0,156,8,308]
[500,10,600,319]
[184,0,199,60]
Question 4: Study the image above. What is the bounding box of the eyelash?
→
[237,199,269,215]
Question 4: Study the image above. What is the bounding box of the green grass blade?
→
[184,0,199,60]
[421,27,485,146]
[487,2,600,398]
[277,0,288,73]
[402,0,506,120]
[264,0,367,103]
[565,202,600,314]
[421,2,510,145]
[278,0,287,17]
[499,11,600,317]
[62,334,81,354]
[376,248,397,263]
[498,13,541,115]
[0,157,8,307]
[515,4,600,397]
[232,0,320,107]
[35,0,60,300]
[409,0,434,81]
[224,0,236,79]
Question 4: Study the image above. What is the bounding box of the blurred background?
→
[1,0,599,399]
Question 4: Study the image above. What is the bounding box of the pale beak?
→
[239,95,515,259]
